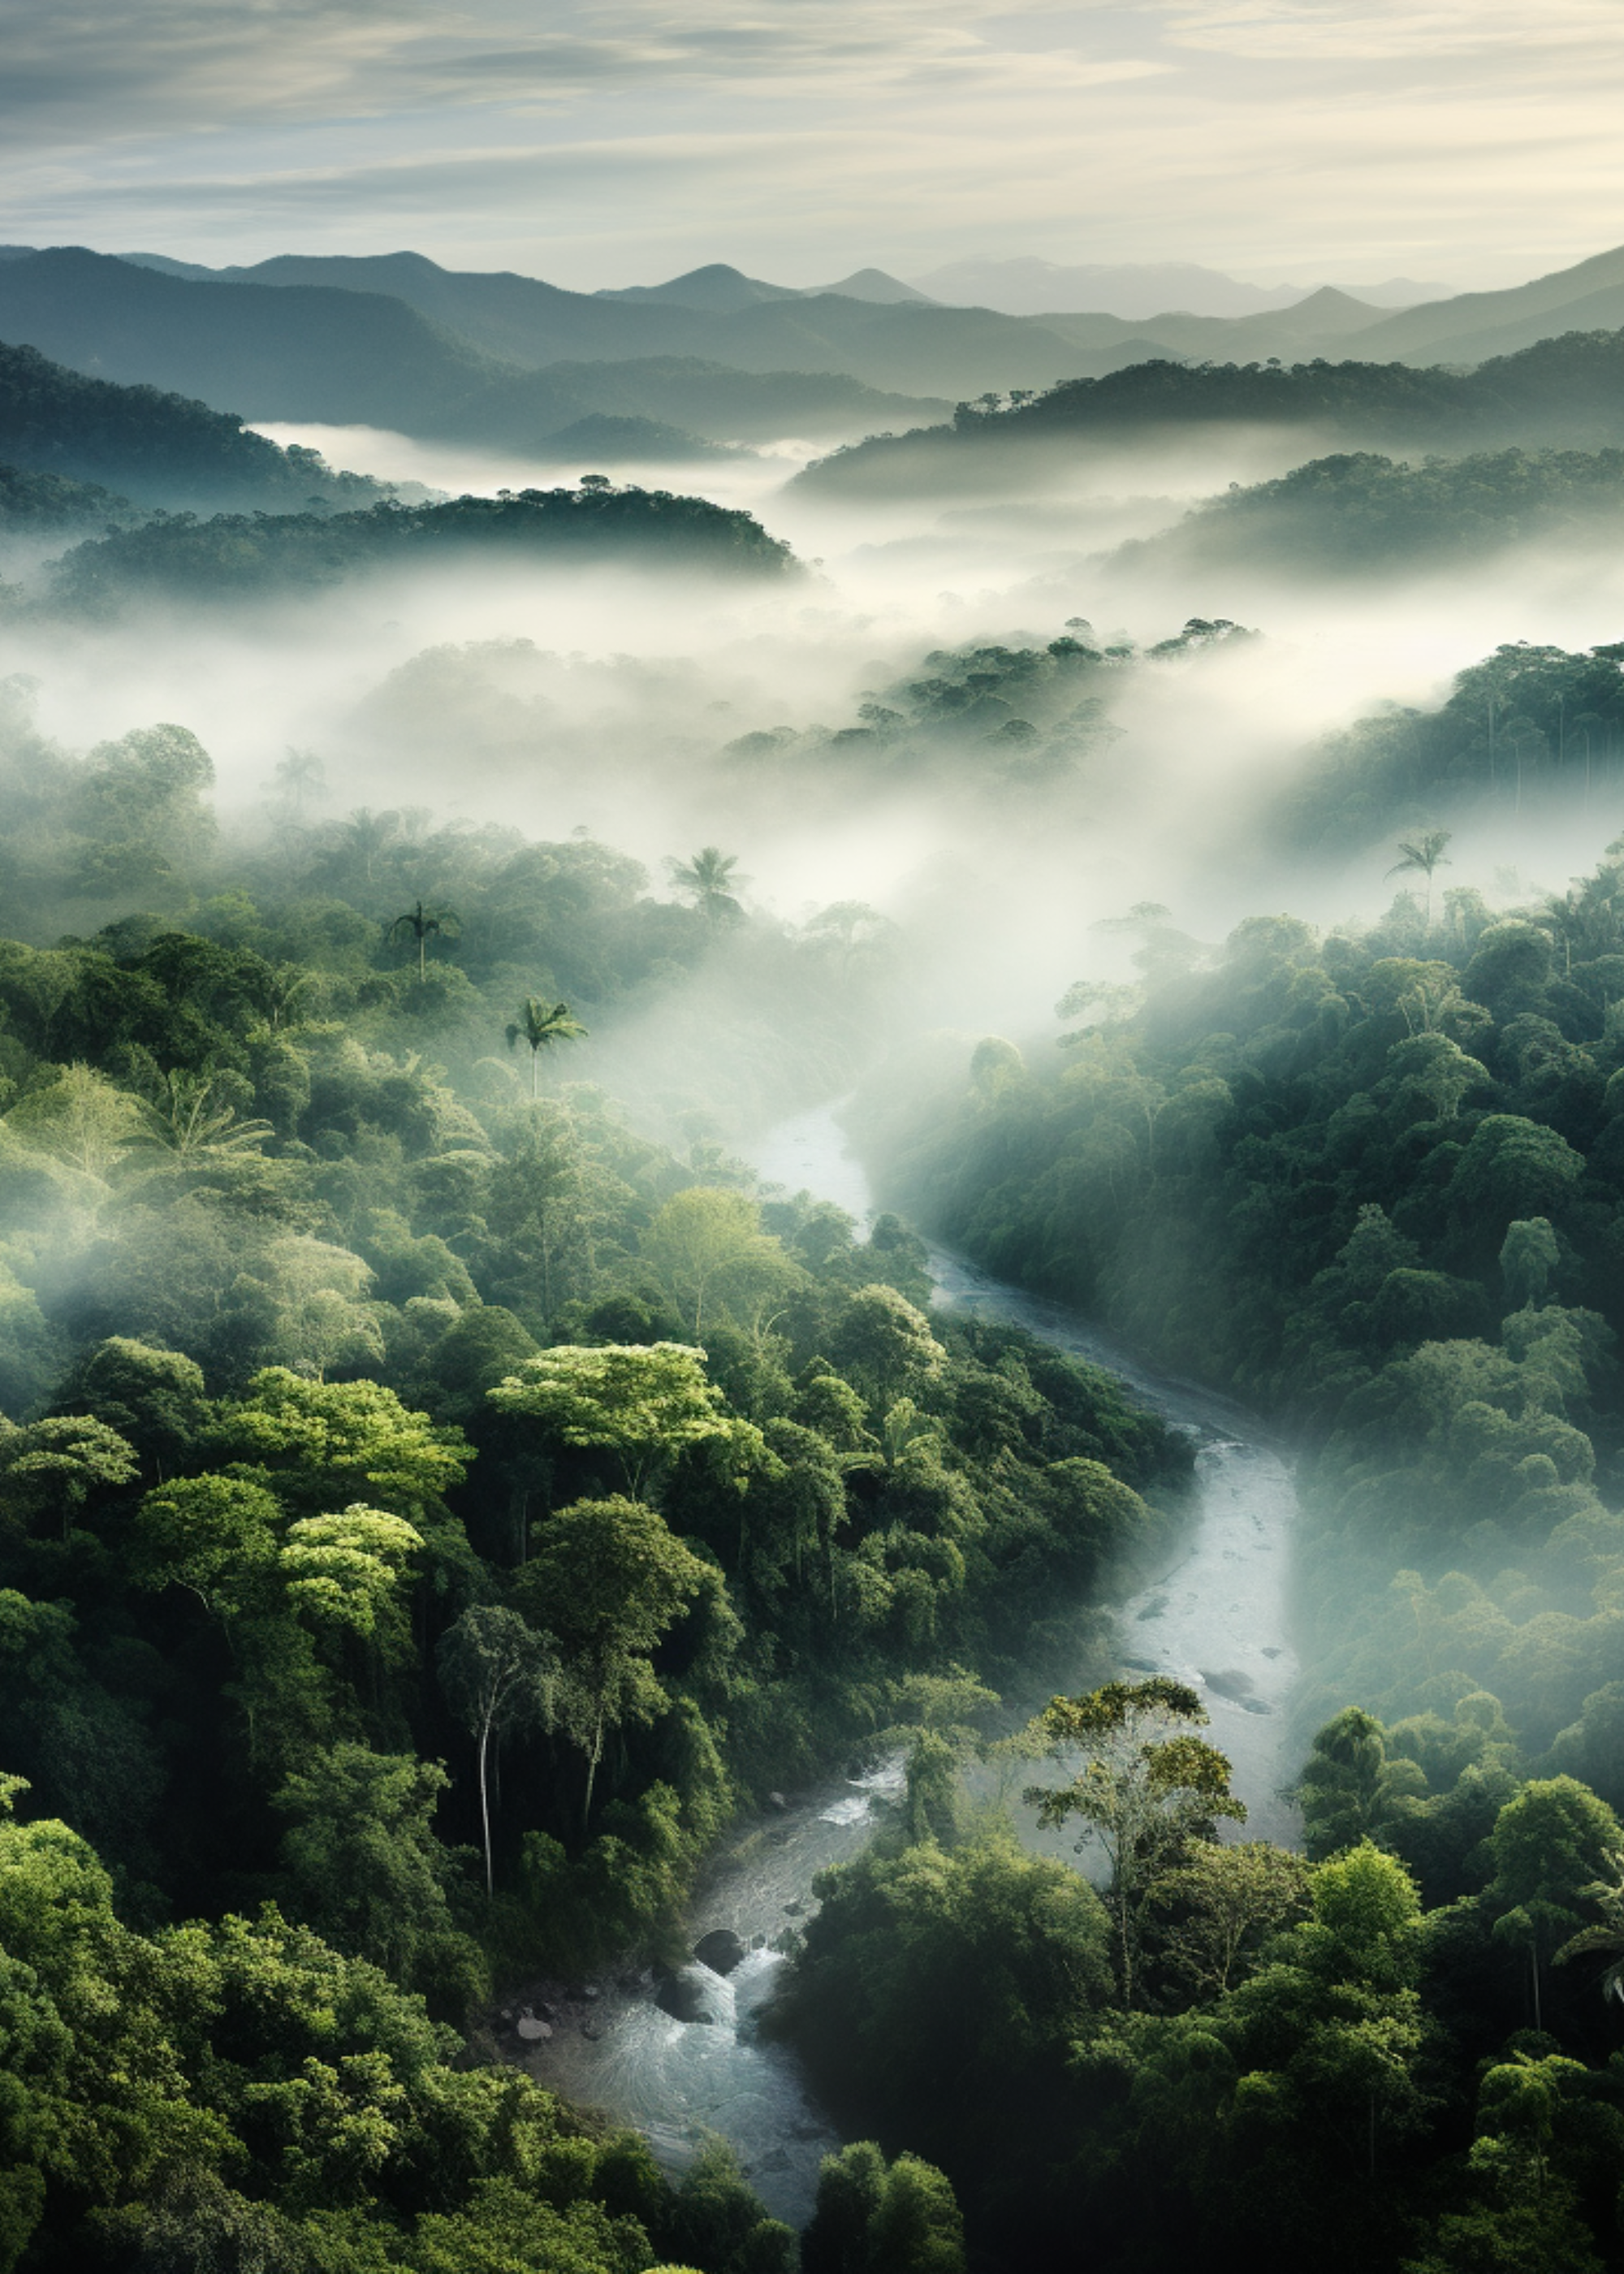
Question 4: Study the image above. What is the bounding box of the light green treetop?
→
[490,1341,755,1499]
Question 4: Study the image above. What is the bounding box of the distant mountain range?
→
[0,252,952,453]
[0,240,1618,461]
[593,262,935,310]
[904,257,1450,320]
[1328,241,1624,365]
[103,241,1624,383]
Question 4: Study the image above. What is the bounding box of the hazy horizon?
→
[3,0,1622,294]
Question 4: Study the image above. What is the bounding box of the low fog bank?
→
[3,410,1622,1116]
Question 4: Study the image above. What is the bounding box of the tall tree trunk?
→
[583,1710,606,1831]
[478,1706,495,1897]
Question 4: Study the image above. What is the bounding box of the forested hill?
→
[434,356,952,449]
[45,482,795,613]
[0,338,395,512]
[0,679,1190,2269]
[1119,446,1624,579]
[797,330,1624,492]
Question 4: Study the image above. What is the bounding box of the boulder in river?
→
[655,1964,735,2026]
[1199,1667,1257,1705]
[693,1928,747,1976]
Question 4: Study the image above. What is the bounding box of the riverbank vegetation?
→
[0,690,1196,2266]
[823,682,1624,2265]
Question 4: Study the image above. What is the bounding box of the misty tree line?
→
[1287,638,1624,845]
[717,614,1251,798]
[1136,447,1624,578]
[814,328,1624,461]
[40,484,793,616]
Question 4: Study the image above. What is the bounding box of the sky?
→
[2,0,1622,293]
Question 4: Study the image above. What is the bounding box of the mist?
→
[6,402,1622,1097]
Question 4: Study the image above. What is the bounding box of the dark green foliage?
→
[802,330,1624,492]
[0,339,394,512]
[49,485,794,615]
[1138,446,1624,574]
[802,2142,965,2274]
[0,1782,700,2272]
[0,725,1190,2169]
[784,1831,1113,2241]
[0,460,138,530]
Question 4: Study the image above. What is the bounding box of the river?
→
[517,1101,1302,2227]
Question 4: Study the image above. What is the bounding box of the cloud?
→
[1164,0,1621,63]
[0,0,1158,141]
[1,0,1620,288]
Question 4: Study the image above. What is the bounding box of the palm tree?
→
[343,807,400,881]
[667,846,749,927]
[269,747,326,815]
[1384,829,1453,927]
[124,1071,275,1169]
[505,996,588,1098]
[1557,1849,1624,2004]
[389,899,462,979]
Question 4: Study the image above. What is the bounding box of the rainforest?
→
[1,217,1624,2274]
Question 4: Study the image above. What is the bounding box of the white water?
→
[517,1100,1302,2224]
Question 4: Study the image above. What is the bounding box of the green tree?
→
[830,1286,947,1408]
[1501,1217,1561,1310]
[50,1337,207,1478]
[512,1495,710,1826]
[667,846,748,927]
[122,1070,274,1174]
[642,1189,797,1338]
[505,995,588,1100]
[273,1744,479,2004]
[803,2140,966,2274]
[489,1342,745,1501]
[1297,1706,1428,1860]
[1146,1839,1312,1999]
[388,898,461,980]
[208,1368,469,1520]
[132,1471,283,1623]
[5,1062,143,1181]
[437,1605,559,1895]
[0,1414,138,1540]
[277,1503,423,1648]
[235,1233,385,1381]
[1385,829,1453,927]
[1027,1676,1246,2006]
[1488,1776,1623,2030]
